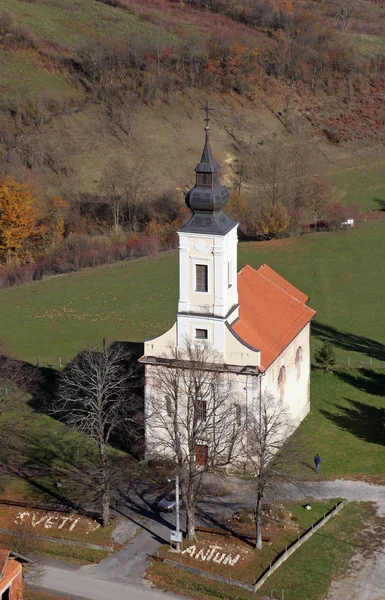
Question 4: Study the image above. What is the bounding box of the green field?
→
[327,160,385,211]
[0,49,82,110]
[0,0,175,50]
[1,220,384,366]
[0,219,384,479]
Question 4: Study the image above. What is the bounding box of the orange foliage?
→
[0,177,39,263]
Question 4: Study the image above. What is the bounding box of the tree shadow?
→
[312,322,385,363]
[374,198,385,211]
[320,397,385,445]
[334,369,385,396]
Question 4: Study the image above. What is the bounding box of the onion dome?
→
[180,102,236,236]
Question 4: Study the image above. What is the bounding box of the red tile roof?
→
[0,550,9,580]
[232,264,316,370]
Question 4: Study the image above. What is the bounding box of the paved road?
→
[26,565,182,600]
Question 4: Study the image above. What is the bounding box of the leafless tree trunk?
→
[99,158,128,233]
[56,343,139,526]
[242,391,294,550]
[146,341,243,540]
[123,161,154,233]
[334,0,354,30]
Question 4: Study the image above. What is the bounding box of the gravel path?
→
[276,480,385,600]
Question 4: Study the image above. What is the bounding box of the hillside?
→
[1,0,385,208]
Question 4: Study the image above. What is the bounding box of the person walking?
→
[314,454,322,472]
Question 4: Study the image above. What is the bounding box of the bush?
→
[314,341,336,371]
[0,234,161,289]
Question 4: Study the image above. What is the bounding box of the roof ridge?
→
[257,265,307,305]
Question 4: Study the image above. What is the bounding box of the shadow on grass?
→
[374,198,385,211]
[334,368,385,396]
[312,322,385,363]
[320,397,385,445]
[27,340,145,458]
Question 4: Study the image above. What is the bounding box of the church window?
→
[196,264,208,292]
[278,366,286,400]
[195,328,208,340]
[235,403,241,425]
[197,173,212,186]
[196,397,207,421]
[295,346,303,379]
[165,395,173,417]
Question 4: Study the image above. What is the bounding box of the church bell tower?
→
[176,103,239,353]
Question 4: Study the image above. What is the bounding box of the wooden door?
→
[195,444,208,467]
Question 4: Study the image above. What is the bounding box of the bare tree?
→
[123,161,154,233]
[242,391,293,550]
[57,344,139,526]
[146,341,243,540]
[99,158,127,233]
[252,147,290,206]
[334,0,354,30]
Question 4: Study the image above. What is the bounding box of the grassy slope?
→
[1,220,384,480]
[1,220,383,365]
[0,0,174,49]
[0,49,82,109]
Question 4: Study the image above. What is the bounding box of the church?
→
[140,110,316,465]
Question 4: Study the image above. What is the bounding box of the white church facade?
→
[140,111,315,465]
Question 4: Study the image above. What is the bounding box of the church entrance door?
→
[195,444,208,467]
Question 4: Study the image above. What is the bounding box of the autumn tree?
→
[0,177,39,263]
[43,195,68,248]
[146,341,243,540]
[226,191,249,233]
[57,344,139,526]
[254,202,290,238]
[304,176,332,230]
[242,391,294,549]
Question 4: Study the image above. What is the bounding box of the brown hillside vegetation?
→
[1,0,385,274]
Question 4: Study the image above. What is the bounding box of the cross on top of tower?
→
[202,100,213,131]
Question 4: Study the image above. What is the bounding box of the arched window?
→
[295,346,303,379]
[278,366,286,400]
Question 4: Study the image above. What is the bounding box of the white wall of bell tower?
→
[176,224,238,352]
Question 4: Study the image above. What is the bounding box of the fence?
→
[253,501,346,593]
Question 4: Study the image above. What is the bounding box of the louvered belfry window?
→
[197,173,212,186]
[196,264,208,292]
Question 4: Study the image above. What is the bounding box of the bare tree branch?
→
[56,343,139,526]
[242,390,294,549]
[146,341,243,540]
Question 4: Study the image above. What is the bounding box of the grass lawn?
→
[0,0,175,50]
[1,221,385,367]
[327,159,385,211]
[348,33,385,58]
[148,501,381,600]
[0,219,384,481]
[0,49,83,110]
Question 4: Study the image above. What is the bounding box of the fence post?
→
[370,357,373,368]
[36,357,39,367]
[347,356,350,368]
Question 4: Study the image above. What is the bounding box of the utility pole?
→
[175,474,181,552]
